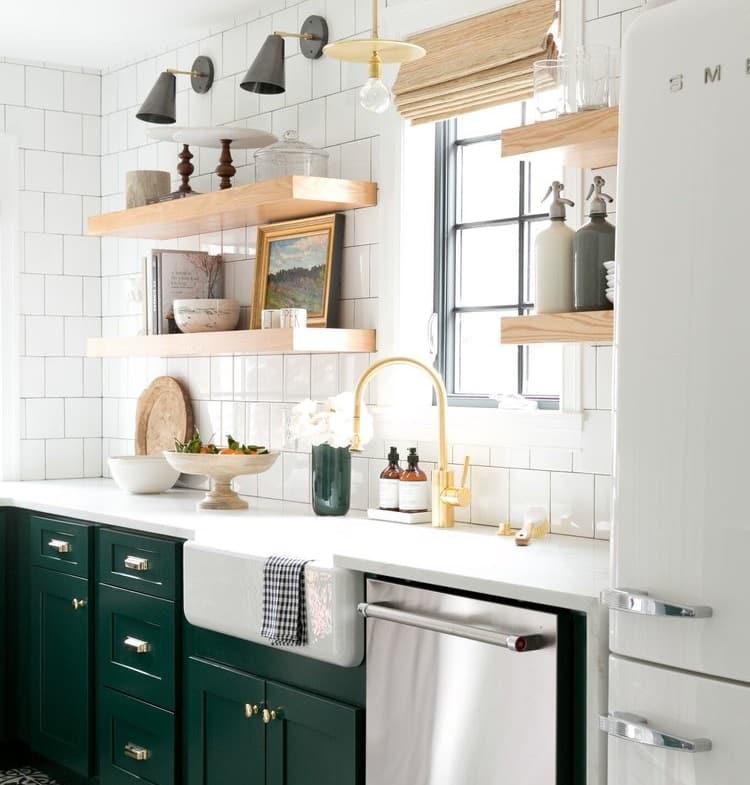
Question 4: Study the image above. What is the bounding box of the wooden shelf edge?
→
[500,107,619,169]
[500,311,613,344]
[87,328,377,358]
[87,176,378,240]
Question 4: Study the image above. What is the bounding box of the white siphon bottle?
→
[535,181,576,314]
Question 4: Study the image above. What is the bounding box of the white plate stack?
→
[603,260,615,304]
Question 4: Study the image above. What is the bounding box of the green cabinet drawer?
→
[30,567,92,777]
[99,529,180,600]
[266,681,363,785]
[98,584,176,710]
[30,515,91,578]
[99,687,174,785]
[185,657,266,785]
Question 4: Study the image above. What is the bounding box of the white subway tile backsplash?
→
[341,245,370,299]
[20,439,46,480]
[283,354,311,402]
[490,446,530,469]
[283,451,310,503]
[188,357,212,399]
[64,235,101,276]
[20,191,45,232]
[45,438,84,479]
[298,97,326,149]
[83,437,102,477]
[509,469,550,527]
[45,275,83,316]
[26,67,63,110]
[25,149,63,192]
[258,354,283,402]
[0,62,26,106]
[6,106,44,149]
[26,398,64,439]
[310,354,338,400]
[222,23,248,77]
[530,447,573,472]
[246,402,271,446]
[573,410,613,475]
[596,346,613,409]
[45,193,82,234]
[584,13,621,50]
[65,397,102,437]
[471,466,509,525]
[599,0,641,14]
[83,358,102,397]
[20,357,45,397]
[325,90,356,146]
[234,355,259,401]
[64,71,101,115]
[64,316,101,356]
[221,401,246,440]
[63,154,100,196]
[595,474,613,540]
[211,77,236,127]
[45,111,83,154]
[257,455,283,499]
[210,356,234,400]
[20,274,45,314]
[551,472,595,537]
[25,315,64,356]
[353,206,378,245]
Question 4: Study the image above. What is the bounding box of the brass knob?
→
[262,708,282,724]
[244,703,261,719]
[72,598,87,610]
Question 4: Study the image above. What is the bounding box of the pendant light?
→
[323,0,426,114]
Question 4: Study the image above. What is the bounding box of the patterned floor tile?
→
[0,767,60,785]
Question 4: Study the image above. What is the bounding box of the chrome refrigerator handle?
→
[357,602,546,652]
[601,588,713,618]
[600,712,712,753]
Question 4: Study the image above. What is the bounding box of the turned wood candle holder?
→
[216,139,235,190]
[178,144,195,193]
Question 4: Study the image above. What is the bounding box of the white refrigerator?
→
[603,0,750,782]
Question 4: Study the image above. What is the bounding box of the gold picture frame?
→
[251,213,345,329]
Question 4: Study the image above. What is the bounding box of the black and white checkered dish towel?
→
[261,555,313,647]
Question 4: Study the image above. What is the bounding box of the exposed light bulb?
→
[359,77,391,113]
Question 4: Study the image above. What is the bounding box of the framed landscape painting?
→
[251,213,344,328]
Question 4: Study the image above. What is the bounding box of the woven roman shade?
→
[393,0,558,124]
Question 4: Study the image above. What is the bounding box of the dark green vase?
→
[311,444,351,516]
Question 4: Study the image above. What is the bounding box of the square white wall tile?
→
[45,357,83,397]
[0,62,25,106]
[509,469,550,527]
[20,439,46,480]
[350,455,369,510]
[471,466,509,526]
[45,193,82,234]
[258,354,283,402]
[257,456,283,499]
[25,315,64,356]
[6,106,45,149]
[83,437,102,478]
[45,438,84,479]
[595,474,613,540]
[45,275,83,316]
[551,472,595,538]
[65,397,102,438]
[325,90,356,146]
[20,357,45,398]
[530,448,573,472]
[64,316,101,356]
[84,358,102,397]
[20,274,45,315]
[283,452,310,503]
[283,354,311,402]
[64,235,101,277]
[63,154,100,196]
[26,67,63,110]
[310,354,339,400]
[45,111,83,154]
[341,245,370,299]
[573,410,613,475]
[25,398,64,439]
[490,446,530,469]
[25,150,63,193]
[64,71,101,115]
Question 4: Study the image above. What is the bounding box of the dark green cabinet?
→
[29,566,92,776]
[0,510,6,747]
[186,657,363,785]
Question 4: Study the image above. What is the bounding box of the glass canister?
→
[254,130,329,180]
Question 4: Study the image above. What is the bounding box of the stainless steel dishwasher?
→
[361,578,576,785]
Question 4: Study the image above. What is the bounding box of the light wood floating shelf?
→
[500,310,613,344]
[87,176,378,240]
[87,328,377,358]
[500,107,619,169]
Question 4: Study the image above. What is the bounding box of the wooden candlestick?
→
[177,144,194,194]
[216,139,236,190]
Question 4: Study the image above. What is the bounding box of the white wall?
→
[8,0,648,538]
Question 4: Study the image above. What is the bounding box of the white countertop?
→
[0,479,609,612]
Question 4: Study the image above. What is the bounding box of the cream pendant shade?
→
[393,0,558,124]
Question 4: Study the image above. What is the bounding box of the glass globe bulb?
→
[359,77,391,114]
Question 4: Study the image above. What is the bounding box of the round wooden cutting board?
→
[135,376,193,455]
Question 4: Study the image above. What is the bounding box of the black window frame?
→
[433,113,560,409]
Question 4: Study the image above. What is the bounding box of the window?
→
[434,103,563,408]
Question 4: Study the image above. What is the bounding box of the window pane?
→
[458,141,520,222]
[526,157,565,214]
[455,310,519,395]
[457,103,522,139]
[457,225,519,307]
[523,343,563,398]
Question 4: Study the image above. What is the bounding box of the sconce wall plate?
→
[190,55,215,93]
[299,15,328,59]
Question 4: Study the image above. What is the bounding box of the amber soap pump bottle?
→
[399,448,429,513]
[379,446,402,511]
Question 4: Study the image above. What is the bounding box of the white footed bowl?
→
[108,455,180,494]
[163,451,279,510]
[173,298,240,333]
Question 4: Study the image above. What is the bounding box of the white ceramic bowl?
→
[108,455,180,494]
[173,298,240,333]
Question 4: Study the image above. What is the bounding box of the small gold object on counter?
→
[496,522,513,536]
[350,356,471,528]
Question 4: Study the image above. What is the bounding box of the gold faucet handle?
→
[441,456,471,508]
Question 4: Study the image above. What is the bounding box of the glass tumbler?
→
[533,59,569,121]
[576,45,610,111]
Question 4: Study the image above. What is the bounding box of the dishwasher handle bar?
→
[358,602,546,652]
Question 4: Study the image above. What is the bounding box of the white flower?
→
[287,394,373,448]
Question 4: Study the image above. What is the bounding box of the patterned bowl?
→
[173,298,240,333]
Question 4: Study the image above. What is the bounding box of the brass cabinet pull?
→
[262,708,283,724]
[124,555,150,572]
[244,703,261,719]
[48,538,72,554]
[124,742,151,761]
[123,636,151,654]
[72,598,87,610]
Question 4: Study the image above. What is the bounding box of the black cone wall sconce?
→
[240,15,328,95]
[136,56,215,124]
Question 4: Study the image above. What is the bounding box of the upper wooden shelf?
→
[500,107,619,169]
[87,176,378,240]
[87,328,376,358]
[500,310,613,344]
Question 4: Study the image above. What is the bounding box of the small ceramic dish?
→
[173,298,240,333]
[108,455,180,494]
[163,451,279,510]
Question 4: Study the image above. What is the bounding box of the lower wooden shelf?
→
[500,311,613,344]
[87,328,376,358]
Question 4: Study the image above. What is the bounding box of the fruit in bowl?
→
[164,432,278,510]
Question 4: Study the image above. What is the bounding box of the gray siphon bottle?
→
[574,176,615,311]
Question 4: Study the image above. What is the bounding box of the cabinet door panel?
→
[266,681,363,785]
[30,567,91,776]
[185,657,266,785]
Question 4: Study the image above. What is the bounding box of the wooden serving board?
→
[135,376,193,455]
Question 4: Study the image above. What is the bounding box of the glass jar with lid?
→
[254,130,329,181]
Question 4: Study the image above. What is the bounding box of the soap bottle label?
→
[399,481,429,513]
[379,479,400,510]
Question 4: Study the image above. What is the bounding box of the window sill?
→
[370,404,584,451]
